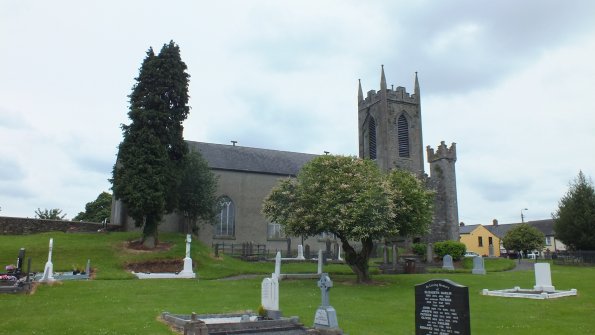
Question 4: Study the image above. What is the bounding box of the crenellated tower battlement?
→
[427,141,457,163]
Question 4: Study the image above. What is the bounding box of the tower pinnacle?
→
[358,79,363,103]
[380,65,387,91]
[414,72,420,102]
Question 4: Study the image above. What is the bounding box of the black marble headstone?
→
[415,279,470,335]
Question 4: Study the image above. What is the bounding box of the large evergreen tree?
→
[553,171,595,250]
[111,41,192,247]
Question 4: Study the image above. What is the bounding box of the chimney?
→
[492,219,498,226]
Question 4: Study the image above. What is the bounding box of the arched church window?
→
[369,117,377,160]
[215,196,235,237]
[397,114,410,157]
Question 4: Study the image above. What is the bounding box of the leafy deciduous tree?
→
[35,208,67,220]
[502,223,545,256]
[553,171,595,250]
[73,191,112,223]
[262,155,433,283]
[177,152,218,234]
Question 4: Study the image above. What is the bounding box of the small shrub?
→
[412,243,427,256]
[433,240,466,261]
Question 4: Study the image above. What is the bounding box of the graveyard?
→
[1,232,594,334]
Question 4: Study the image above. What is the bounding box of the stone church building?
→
[112,67,459,253]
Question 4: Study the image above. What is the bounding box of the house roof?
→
[459,224,481,234]
[187,141,318,176]
[485,219,555,238]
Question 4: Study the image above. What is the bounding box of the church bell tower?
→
[358,66,424,176]
[358,66,460,243]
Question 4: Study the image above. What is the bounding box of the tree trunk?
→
[142,214,159,248]
[341,237,374,283]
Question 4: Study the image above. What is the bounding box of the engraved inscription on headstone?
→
[415,279,470,335]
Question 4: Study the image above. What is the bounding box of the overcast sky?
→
[1,1,594,225]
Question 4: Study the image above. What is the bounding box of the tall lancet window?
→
[215,196,235,237]
[369,117,377,160]
[397,114,410,157]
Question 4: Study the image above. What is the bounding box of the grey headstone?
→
[472,256,486,275]
[442,254,455,271]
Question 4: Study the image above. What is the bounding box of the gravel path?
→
[509,259,537,271]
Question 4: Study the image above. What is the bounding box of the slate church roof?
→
[187,141,318,176]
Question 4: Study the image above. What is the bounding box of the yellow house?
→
[459,224,501,257]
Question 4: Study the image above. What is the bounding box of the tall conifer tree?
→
[112,41,191,247]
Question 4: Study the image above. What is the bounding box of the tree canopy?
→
[262,155,434,283]
[73,191,112,223]
[553,171,595,250]
[502,223,545,255]
[177,151,218,233]
[35,208,67,220]
[111,41,197,247]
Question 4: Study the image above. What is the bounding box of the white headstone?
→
[185,234,191,258]
[270,275,279,310]
[261,277,273,309]
[337,245,343,261]
[472,256,486,275]
[296,245,305,260]
[534,263,555,292]
[442,254,455,271]
[274,251,281,278]
[40,238,55,282]
[317,249,323,275]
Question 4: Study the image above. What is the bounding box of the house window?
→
[397,114,410,158]
[545,236,552,246]
[369,117,377,160]
[488,237,493,246]
[267,222,284,239]
[478,236,483,247]
[215,196,235,237]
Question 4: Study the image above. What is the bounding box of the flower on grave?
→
[0,274,17,281]
[5,264,15,271]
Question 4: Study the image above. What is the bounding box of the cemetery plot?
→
[1,248,33,294]
[482,262,578,299]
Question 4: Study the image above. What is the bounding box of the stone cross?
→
[185,234,191,258]
[274,251,281,278]
[318,273,333,307]
[317,249,323,274]
[40,238,55,282]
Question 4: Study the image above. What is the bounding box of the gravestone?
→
[286,238,291,258]
[16,248,26,277]
[472,256,486,275]
[297,245,305,260]
[392,243,398,270]
[337,244,343,261]
[317,250,323,275]
[488,245,494,257]
[533,263,555,292]
[415,279,470,335]
[333,243,339,260]
[179,234,195,277]
[274,251,281,278]
[261,276,279,313]
[314,273,339,329]
[305,245,311,259]
[383,244,388,264]
[426,243,434,264]
[40,238,55,282]
[442,254,455,271]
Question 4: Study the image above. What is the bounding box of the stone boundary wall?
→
[0,216,122,235]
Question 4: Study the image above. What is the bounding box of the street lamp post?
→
[521,208,528,223]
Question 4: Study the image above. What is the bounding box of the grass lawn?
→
[1,232,594,334]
